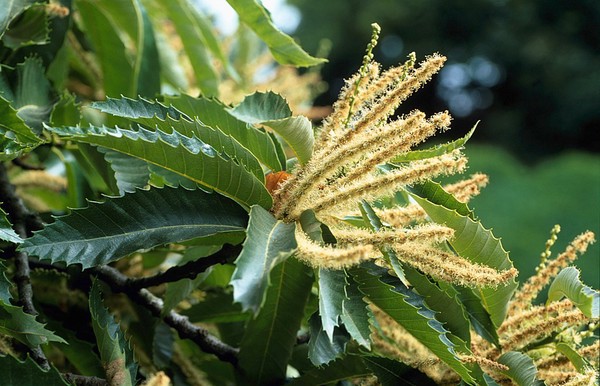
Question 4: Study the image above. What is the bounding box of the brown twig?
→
[62,373,108,386]
[90,265,239,365]
[0,163,50,370]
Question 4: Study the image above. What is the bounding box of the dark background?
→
[289,0,600,287]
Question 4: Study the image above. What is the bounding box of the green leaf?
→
[307,312,350,366]
[181,291,247,323]
[390,123,477,164]
[1,4,49,49]
[97,147,150,194]
[135,1,161,98]
[152,322,174,369]
[21,187,248,268]
[452,285,500,347]
[362,356,413,386]
[408,180,473,218]
[227,91,314,164]
[226,0,326,67]
[166,94,285,171]
[318,268,346,340]
[0,206,21,244]
[555,342,593,373]
[0,0,36,39]
[162,268,212,314]
[155,0,219,96]
[287,355,371,386]
[0,262,12,303]
[0,302,66,347]
[47,321,105,377]
[238,257,313,385]
[0,355,69,386]
[46,124,272,208]
[231,205,296,315]
[403,266,471,347]
[0,96,42,145]
[340,274,372,349]
[410,194,517,327]
[352,264,476,384]
[497,351,544,386]
[89,280,136,386]
[90,96,184,122]
[358,200,409,287]
[547,267,599,318]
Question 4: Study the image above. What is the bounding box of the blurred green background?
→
[285,0,599,287]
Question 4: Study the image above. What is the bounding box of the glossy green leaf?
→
[452,285,500,347]
[226,0,326,67]
[0,301,66,347]
[166,94,285,171]
[390,123,476,164]
[403,266,471,347]
[410,194,517,327]
[231,205,296,315]
[238,257,312,385]
[497,351,543,386]
[90,96,184,122]
[0,207,21,244]
[408,179,473,218]
[227,91,314,164]
[307,312,350,366]
[45,124,272,208]
[135,2,161,98]
[21,187,248,268]
[0,355,69,386]
[89,280,136,386]
[352,264,475,384]
[547,267,599,318]
[287,355,371,386]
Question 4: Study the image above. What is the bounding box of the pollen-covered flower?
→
[270,24,515,288]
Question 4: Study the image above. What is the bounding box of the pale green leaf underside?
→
[410,194,517,327]
[547,267,599,318]
[318,268,346,341]
[45,124,272,209]
[21,187,248,269]
[231,205,296,315]
[225,0,326,67]
[227,91,314,164]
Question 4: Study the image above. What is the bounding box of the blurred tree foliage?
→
[290,0,600,161]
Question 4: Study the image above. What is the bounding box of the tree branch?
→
[124,244,242,290]
[0,163,49,370]
[90,265,239,366]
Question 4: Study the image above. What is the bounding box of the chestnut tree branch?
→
[0,163,49,370]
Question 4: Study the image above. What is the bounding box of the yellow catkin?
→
[394,243,517,288]
[554,369,598,386]
[333,224,454,246]
[508,231,595,314]
[376,205,427,227]
[443,173,489,203]
[459,355,509,372]
[304,152,467,218]
[143,371,171,386]
[498,299,574,335]
[501,309,588,352]
[294,227,375,269]
[11,170,67,191]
